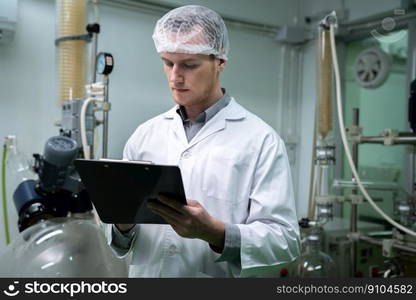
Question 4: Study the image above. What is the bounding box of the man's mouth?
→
[173,88,190,93]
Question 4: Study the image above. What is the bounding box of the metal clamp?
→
[348,232,361,241]
[382,239,396,258]
[101,102,111,111]
[334,195,346,203]
[316,145,336,164]
[55,33,92,46]
[348,125,362,136]
[382,129,399,145]
[346,194,364,204]
[93,102,111,112]
[319,11,338,30]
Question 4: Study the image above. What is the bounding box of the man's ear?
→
[218,59,226,71]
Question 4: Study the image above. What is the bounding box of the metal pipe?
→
[87,23,100,159]
[358,136,416,145]
[307,117,318,220]
[359,235,416,254]
[336,10,413,42]
[339,9,416,36]
[102,75,109,158]
[90,32,98,84]
[366,231,393,237]
[398,132,416,137]
[350,108,359,276]
[332,179,400,192]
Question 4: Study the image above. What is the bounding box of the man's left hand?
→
[148,194,225,249]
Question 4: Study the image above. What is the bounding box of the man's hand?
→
[148,194,225,249]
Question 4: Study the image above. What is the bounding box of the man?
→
[108,5,300,277]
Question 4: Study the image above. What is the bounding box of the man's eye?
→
[164,61,173,67]
[184,64,197,69]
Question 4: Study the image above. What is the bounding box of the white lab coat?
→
[108,98,300,277]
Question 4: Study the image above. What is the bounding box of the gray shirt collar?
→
[176,88,231,124]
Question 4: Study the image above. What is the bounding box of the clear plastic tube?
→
[281,46,302,144]
[4,136,37,191]
[2,139,10,245]
[278,45,303,171]
[2,136,38,245]
[316,163,334,197]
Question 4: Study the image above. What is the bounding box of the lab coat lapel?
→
[163,106,189,147]
[162,98,246,149]
[188,98,245,147]
[187,116,226,147]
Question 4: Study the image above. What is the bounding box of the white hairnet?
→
[152,5,230,60]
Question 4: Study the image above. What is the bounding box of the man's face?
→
[160,52,224,107]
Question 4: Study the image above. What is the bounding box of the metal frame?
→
[333,8,416,276]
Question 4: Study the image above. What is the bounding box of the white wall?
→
[0,0,299,253]
[0,0,59,250]
[155,0,300,26]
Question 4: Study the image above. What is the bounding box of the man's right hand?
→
[115,224,135,233]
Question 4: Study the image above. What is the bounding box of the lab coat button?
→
[168,245,177,256]
[182,151,191,159]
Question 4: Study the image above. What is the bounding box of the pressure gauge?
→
[96,52,114,75]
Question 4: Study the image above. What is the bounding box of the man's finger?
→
[149,204,182,224]
[158,194,187,213]
[186,199,199,206]
[150,207,188,236]
[149,199,183,216]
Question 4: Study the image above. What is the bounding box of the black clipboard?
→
[74,159,187,224]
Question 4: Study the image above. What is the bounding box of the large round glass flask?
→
[294,233,335,278]
[0,214,127,277]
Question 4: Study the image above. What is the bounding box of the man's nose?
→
[170,65,184,84]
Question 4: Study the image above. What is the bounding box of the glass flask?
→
[0,213,128,277]
[4,135,37,191]
[293,232,336,278]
